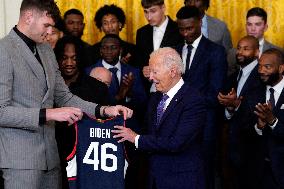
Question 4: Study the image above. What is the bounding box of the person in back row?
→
[136,0,183,93]
[184,0,232,52]
[227,7,283,75]
[86,4,137,67]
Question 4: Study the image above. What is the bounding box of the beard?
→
[236,56,256,67]
[261,72,280,86]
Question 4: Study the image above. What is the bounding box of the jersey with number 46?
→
[75,114,125,189]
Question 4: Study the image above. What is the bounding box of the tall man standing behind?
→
[184,0,232,52]
[0,0,132,189]
[136,0,183,92]
[176,6,227,189]
[113,47,206,189]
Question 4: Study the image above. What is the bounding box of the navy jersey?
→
[75,114,126,189]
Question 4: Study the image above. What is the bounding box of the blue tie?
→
[109,67,119,94]
[156,94,169,125]
[185,44,193,76]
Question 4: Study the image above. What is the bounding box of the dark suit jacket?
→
[136,16,183,69]
[225,62,262,97]
[138,84,206,189]
[230,82,284,188]
[176,36,227,143]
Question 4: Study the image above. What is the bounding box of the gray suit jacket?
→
[207,15,232,52]
[227,40,283,76]
[0,30,98,170]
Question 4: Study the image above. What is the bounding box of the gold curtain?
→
[55,0,284,48]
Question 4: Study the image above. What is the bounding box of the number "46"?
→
[83,142,117,172]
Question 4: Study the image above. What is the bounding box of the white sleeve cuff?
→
[269,118,278,130]
[254,124,263,135]
[225,108,233,119]
[135,135,140,148]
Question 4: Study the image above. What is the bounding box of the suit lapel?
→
[37,45,50,102]
[157,84,188,130]
[146,26,154,53]
[160,17,173,48]
[11,31,46,82]
[275,88,284,110]
[188,36,207,79]
[239,65,258,96]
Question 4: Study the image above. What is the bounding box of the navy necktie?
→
[156,94,169,125]
[237,69,243,83]
[185,44,193,75]
[269,88,275,109]
[109,67,119,94]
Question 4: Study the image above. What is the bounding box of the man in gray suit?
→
[227,7,283,75]
[184,0,233,52]
[0,0,132,189]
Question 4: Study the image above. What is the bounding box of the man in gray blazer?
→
[227,7,283,75]
[185,0,233,52]
[0,0,132,189]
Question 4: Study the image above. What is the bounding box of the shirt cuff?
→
[269,118,278,130]
[254,124,263,135]
[135,135,140,149]
[39,108,46,125]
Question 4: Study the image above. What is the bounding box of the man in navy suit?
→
[85,34,147,114]
[113,47,206,189]
[136,0,183,92]
[176,6,227,188]
[228,48,284,188]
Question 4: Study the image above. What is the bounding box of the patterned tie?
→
[156,94,169,125]
[185,44,193,76]
[109,67,119,94]
[269,88,275,109]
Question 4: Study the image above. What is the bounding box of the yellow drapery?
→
[55,0,284,48]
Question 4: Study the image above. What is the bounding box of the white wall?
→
[0,0,21,38]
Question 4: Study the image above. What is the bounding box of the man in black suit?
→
[229,48,284,188]
[136,0,183,92]
[175,6,227,188]
[218,36,262,119]
[217,36,264,188]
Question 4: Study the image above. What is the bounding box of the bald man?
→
[89,67,112,87]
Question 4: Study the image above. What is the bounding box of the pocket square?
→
[281,104,284,109]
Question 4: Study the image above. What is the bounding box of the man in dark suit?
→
[113,47,206,189]
[176,6,227,188]
[136,0,183,92]
[184,0,232,52]
[0,1,132,188]
[227,7,283,75]
[218,36,262,119]
[229,48,284,188]
[217,36,264,188]
[86,4,137,67]
[85,34,147,116]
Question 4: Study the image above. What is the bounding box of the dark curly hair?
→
[94,4,126,30]
[54,35,84,71]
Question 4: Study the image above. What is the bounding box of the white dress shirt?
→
[182,34,202,71]
[102,60,122,84]
[255,77,284,135]
[135,78,185,148]
[153,16,169,50]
